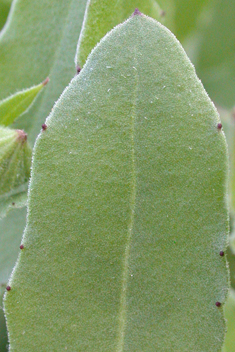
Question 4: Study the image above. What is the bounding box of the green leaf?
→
[0,0,12,30]
[223,289,235,352]
[173,0,211,41]
[195,0,235,109]
[0,307,8,352]
[0,0,88,341]
[0,79,48,127]
[0,127,31,218]
[4,14,229,351]
[76,0,163,68]
[0,0,87,271]
[0,206,27,351]
[0,0,88,145]
[0,207,26,288]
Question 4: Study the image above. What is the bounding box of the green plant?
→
[0,0,235,351]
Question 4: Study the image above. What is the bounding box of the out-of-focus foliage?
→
[0,0,12,30]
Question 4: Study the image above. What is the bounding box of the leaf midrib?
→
[116,59,138,352]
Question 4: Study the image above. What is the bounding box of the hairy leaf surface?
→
[5,14,229,352]
[76,0,163,68]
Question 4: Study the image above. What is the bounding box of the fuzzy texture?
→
[76,0,162,68]
[5,15,229,352]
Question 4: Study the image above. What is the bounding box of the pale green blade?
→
[223,289,235,352]
[4,14,229,352]
[76,0,163,68]
[0,79,48,126]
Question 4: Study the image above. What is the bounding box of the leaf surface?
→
[4,14,229,352]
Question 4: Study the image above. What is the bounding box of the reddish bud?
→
[215,302,221,307]
[133,8,142,16]
[76,65,81,74]
[219,251,224,256]
[6,286,11,291]
[12,202,15,206]
[20,244,24,250]
[42,77,50,86]
[217,123,222,130]
[42,124,47,131]
[16,129,27,144]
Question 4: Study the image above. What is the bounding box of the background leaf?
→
[223,289,235,352]
[4,15,229,352]
[0,127,31,218]
[194,0,235,109]
[0,207,26,289]
[0,0,12,30]
[0,79,48,126]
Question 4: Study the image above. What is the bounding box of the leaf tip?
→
[132,8,142,16]
[16,129,27,144]
[76,65,81,74]
[42,77,50,86]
